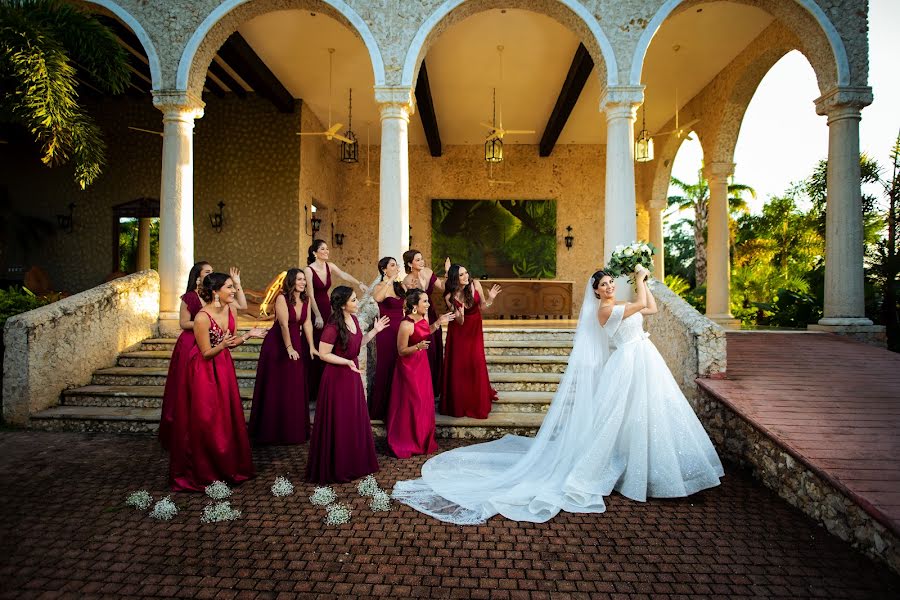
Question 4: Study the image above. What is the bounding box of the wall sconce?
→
[564,225,574,250]
[57,202,75,233]
[311,215,322,235]
[209,200,225,233]
[334,232,345,247]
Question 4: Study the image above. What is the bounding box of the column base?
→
[808,323,886,347]
[158,312,182,337]
[817,317,874,326]
[707,314,742,330]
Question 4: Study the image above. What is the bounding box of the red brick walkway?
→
[1,431,898,599]
[698,332,900,538]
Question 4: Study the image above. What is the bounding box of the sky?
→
[668,0,899,214]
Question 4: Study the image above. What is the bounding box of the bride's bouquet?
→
[606,241,655,283]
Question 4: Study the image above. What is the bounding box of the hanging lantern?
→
[485,137,503,163]
[635,104,654,163]
[340,88,358,163]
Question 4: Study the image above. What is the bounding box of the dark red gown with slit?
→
[309,264,331,403]
[440,290,496,419]
[158,291,202,450]
[425,273,444,396]
[369,295,404,420]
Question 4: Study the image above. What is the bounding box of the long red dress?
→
[249,301,311,444]
[169,310,255,492]
[425,273,444,396]
[386,316,439,459]
[369,295,404,420]
[440,290,496,419]
[306,318,379,483]
[309,264,331,404]
[158,291,203,450]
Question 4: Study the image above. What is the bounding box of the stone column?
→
[704,162,739,328]
[811,87,875,329]
[375,87,414,261]
[136,217,151,272]
[648,203,665,281]
[153,91,204,336]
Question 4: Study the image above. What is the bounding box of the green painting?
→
[431,199,557,279]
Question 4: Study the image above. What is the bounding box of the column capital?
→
[703,161,735,183]
[374,86,415,115]
[814,86,873,119]
[152,90,204,119]
[600,85,644,119]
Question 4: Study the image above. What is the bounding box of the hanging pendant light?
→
[485,88,503,163]
[340,88,358,163]
[635,103,654,163]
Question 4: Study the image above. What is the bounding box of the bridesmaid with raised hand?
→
[305,239,369,403]
[369,256,405,420]
[387,289,454,459]
[306,286,389,484]
[169,272,266,492]
[159,260,211,450]
[440,264,502,419]
[249,268,317,445]
[402,250,451,395]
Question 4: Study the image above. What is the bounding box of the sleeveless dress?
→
[249,300,311,444]
[169,310,255,492]
[158,291,203,450]
[440,290,497,419]
[386,317,439,459]
[425,273,444,396]
[309,263,332,403]
[306,317,379,483]
[369,294,404,420]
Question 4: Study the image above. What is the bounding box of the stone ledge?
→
[808,324,887,348]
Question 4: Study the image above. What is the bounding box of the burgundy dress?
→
[309,263,331,403]
[306,317,379,483]
[369,295,404,420]
[249,300,311,444]
[425,273,444,396]
[170,310,255,492]
[158,291,203,450]
[440,290,497,419]
[386,317,439,459]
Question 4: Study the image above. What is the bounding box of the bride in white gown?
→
[392,266,724,524]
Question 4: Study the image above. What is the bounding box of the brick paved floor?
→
[0,431,897,600]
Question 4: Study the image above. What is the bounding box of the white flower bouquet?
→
[149,496,178,521]
[125,490,152,510]
[356,475,380,497]
[606,241,655,283]
[369,490,392,512]
[324,503,352,525]
[270,476,294,497]
[201,501,242,523]
[309,486,337,506]
[205,481,232,500]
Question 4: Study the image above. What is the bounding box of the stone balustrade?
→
[3,271,160,425]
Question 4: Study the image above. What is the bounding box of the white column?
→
[648,203,665,281]
[704,162,739,328]
[153,91,204,335]
[375,87,414,261]
[814,87,874,326]
[136,217,151,272]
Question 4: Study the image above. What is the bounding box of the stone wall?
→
[2,271,160,425]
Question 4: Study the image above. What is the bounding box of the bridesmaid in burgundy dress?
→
[369,256,405,420]
[402,250,451,396]
[170,273,266,492]
[306,286,388,484]
[440,264,502,419]
[305,239,369,405]
[249,268,317,445]
[387,289,454,458]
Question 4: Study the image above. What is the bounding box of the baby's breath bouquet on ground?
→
[201,501,241,523]
[606,241,655,283]
[324,503,352,525]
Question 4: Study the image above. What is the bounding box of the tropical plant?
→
[0,0,130,188]
[663,274,690,297]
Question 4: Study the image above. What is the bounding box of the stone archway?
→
[82,0,162,89]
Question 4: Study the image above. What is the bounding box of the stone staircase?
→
[30,326,575,438]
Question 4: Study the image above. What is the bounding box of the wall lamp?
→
[209,200,225,233]
[334,232,345,247]
[57,202,75,233]
[564,225,574,250]
[311,215,322,235]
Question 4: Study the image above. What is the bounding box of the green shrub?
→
[0,287,57,330]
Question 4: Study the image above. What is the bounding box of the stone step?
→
[141,338,264,353]
[486,356,568,374]
[484,340,572,356]
[490,372,561,392]
[118,351,260,370]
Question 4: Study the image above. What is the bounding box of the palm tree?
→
[668,169,756,285]
[0,0,130,189]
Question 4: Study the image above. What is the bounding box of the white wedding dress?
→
[392,280,724,524]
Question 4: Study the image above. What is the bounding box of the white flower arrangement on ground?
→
[125,490,152,510]
[607,241,655,283]
[149,496,178,521]
[324,503,352,525]
[369,490,392,512]
[201,501,242,523]
[309,486,337,506]
[204,481,232,500]
[356,475,380,497]
[271,476,294,497]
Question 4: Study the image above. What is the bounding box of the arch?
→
[177,0,386,94]
[629,0,849,92]
[84,0,162,89]
[401,0,618,90]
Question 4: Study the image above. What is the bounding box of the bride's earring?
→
[412,307,418,315]
[214,292,221,308]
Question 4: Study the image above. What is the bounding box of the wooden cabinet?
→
[431,279,574,319]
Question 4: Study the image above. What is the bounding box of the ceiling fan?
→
[653,88,699,141]
[128,126,162,137]
[480,46,535,141]
[297,48,354,144]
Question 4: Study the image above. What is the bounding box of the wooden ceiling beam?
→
[207,59,248,98]
[414,61,442,157]
[539,43,593,157]
[218,33,295,113]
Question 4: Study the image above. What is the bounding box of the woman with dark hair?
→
[305,239,369,404]
[169,273,266,492]
[386,289,454,459]
[159,260,211,450]
[306,286,388,484]
[368,256,405,419]
[402,250,451,395]
[440,264,502,419]
[249,268,317,445]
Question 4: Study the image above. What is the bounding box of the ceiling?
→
[238,2,775,147]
